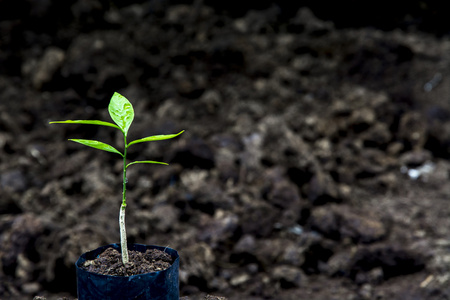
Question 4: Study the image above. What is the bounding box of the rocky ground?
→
[2,1,450,299]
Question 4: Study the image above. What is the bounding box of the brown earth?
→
[81,247,173,276]
[2,1,450,299]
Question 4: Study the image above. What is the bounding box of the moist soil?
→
[2,1,450,300]
[81,247,173,276]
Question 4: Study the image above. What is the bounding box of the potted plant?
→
[50,92,184,300]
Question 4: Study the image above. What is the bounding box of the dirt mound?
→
[2,1,450,299]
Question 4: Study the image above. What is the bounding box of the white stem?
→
[119,204,129,265]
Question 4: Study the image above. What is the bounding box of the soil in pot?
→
[81,246,174,276]
[76,244,179,299]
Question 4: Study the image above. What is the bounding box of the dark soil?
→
[3,1,450,300]
[81,247,173,276]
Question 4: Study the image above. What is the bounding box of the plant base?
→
[75,243,179,300]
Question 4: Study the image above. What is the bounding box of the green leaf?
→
[69,139,123,156]
[108,92,134,136]
[126,160,168,169]
[128,130,184,147]
[49,120,120,130]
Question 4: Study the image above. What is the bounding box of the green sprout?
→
[50,92,184,265]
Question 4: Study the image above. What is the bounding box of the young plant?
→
[50,92,183,265]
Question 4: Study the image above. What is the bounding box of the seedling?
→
[50,92,183,265]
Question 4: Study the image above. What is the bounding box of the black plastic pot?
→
[75,243,179,300]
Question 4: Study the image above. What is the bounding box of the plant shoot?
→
[50,92,183,265]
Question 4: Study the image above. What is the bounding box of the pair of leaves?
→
[50,92,183,167]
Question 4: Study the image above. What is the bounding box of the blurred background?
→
[2,1,450,299]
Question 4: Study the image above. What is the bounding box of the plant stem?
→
[120,135,129,265]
